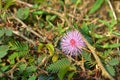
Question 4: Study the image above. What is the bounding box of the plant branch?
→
[0,63,18,79]
[15,0,33,8]
[107,0,117,20]
[13,30,36,45]
[14,0,72,27]
[81,34,114,80]
[11,13,44,41]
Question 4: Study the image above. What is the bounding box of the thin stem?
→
[15,0,33,8]
[107,0,117,20]
[81,34,114,80]
[13,30,36,45]
[11,13,44,41]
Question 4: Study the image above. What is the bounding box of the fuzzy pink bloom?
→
[61,30,85,56]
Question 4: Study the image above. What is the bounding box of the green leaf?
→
[46,15,57,21]
[94,33,104,38]
[84,61,96,69]
[57,24,66,35]
[5,28,12,36]
[58,66,69,80]
[26,65,37,73]
[18,63,27,73]
[8,52,18,64]
[1,66,10,71]
[101,49,111,58]
[80,23,93,44]
[98,19,117,35]
[38,43,44,52]
[98,19,110,27]
[113,31,120,36]
[102,43,120,48]
[47,58,71,73]
[46,43,54,56]
[81,22,89,35]
[16,7,29,20]
[75,0,82,6]
[0,45,9,58]
[109,58,119,66]
[89,0,104,14]
[109,10,114,19]
[105,65,115,76]
[36,55,45,64]
[28,75,37,80]
[9,41,29,56]
[32,10,47,15]
[82,51,91,61]
[2,0,14,13]
[0,28,5,37]
[34,0,45,4]
[68,72,75,80]
[71,0,82,5]
[52,53,58,62]
[71,0,77,3]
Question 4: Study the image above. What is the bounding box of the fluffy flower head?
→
[61,30,85,56]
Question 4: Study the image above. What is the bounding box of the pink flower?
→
[61,30,85,56]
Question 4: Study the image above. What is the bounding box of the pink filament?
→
[70,39,76,47]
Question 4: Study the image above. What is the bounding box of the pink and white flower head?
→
[61,30,85,56]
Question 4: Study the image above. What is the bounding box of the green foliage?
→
[89,0,104,14]
[108,58,119,66]
[28,75,37,80]
[0,27,12,37]
[8,41,29,64]
[105,65,115,76]
[80,22,92,44]
[18,62,27,73]
[52,53,59,62]
[68,72,75,80]
[26,65,37,73]
[71,0,82,6]
[47,58,71,73]
[5,28,12,36]
[82,51,92,61]
[58,66,69,80]
[38,74,55,80]
[101,49,111,59]
[0,0,120,80]
[0,45,9,59]
[35,55,45,65]
[81,22,89,35]
[98,19,117,36]
[46,15,57,22]
[16,7,30,20]
[32,10,48,15]
[9,41,29,55]
[82,51,96,69]
[34,0,45,4]
[55,23,66,35]
[46,43,54,56]
[113,31,120,36]
[100,43,120,49]
[8,52,18,64]
[1,65,10,72]
[0,28,4,37]
[38,43,44,52]
[14,62,37,80]
[1,0,14,13]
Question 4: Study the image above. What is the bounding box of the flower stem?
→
[81,34,114,80]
